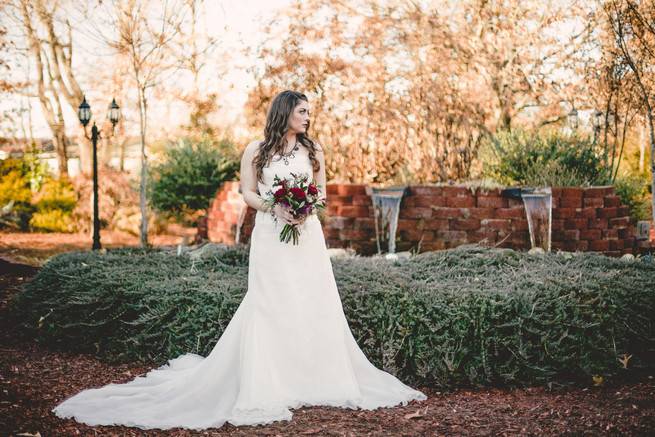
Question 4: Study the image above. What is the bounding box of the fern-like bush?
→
[10,246,655,389]
[613,172,651,224]
[148,137,239,224]
[29,177,78,232]
[0,158,35,230]
[479,129,609,187]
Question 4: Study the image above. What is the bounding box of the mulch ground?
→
[0,232,654,436]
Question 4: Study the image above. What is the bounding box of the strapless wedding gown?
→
[53,151,426,430]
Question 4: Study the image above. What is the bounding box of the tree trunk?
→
[119,139,127,172]
[138,86,148,248]
[101,132,113,168]
[624,54,654,232]
[79,137,92,174]
[52,124,68,178]
[639,122,646,173]
[20,0,88,179]
[647,109,655,232]
[19,1,69,178]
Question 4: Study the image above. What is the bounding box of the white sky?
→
[4,0,292,141]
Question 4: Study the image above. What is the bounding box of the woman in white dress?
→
[53,90,426,430]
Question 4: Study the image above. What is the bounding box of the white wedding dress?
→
[53,150,426,430]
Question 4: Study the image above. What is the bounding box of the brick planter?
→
[201,183,653,256]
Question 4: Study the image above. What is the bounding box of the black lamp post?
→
[568,106,579,131]
[77,96,121,250]
[591,109,603,143]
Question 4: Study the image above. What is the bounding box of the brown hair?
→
[254,90,320,182]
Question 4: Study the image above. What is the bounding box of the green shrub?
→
[11,246,249,362]
[29,177,78,232]
[10,246,655,388]
[335,249,655,387]
[22,144,51,193]
[613,172,651,224]
[148,137,239,224]
[0,158,35,230]
[480,129,609,187]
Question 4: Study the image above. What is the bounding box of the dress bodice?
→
[258,149,314,198]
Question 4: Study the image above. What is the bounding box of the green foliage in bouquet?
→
[29,177,78,232]
[480,129,609,187]
[148,137,239,225]
[11,246,655,388]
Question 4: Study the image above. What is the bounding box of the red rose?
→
[274,188,287,202]
[308,184,318,196]
[291,187,306,200]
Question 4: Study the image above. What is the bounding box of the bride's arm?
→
[240,141,268,212]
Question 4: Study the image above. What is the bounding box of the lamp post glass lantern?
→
[568,107,579,130]
[77,96,120,250]
[78,96,91,127]
[592,110,603,142]
[108,98,121,127]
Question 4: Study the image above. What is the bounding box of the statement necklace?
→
[280,144,300,165]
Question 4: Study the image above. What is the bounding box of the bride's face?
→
[288,100,310,135]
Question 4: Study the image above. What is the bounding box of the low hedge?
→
[10,246,655,389]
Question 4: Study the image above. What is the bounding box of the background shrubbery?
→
[29,177,77,232]
[70,168,168,236]
[613,172,652,223]
[11,246,655,388]
[479,129,651,223]
[0,158,77,232]
[0,136,241,233]
[0,158,35,230]
[148,137,239,225]
[480,130,609,187]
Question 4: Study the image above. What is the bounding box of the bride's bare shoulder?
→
[312,141,324,153]
[243,140,264,157]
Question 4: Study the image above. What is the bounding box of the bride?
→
[53,90,426,430]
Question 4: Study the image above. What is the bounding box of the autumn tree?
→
[168,0,220,140]
[600,0,655,225]
[0,4,10,91]
[3,0,89,177]
[87,0,201,246]
[246,0,596,184]
[587,25,644,181]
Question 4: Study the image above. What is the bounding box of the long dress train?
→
[53,150,426,430]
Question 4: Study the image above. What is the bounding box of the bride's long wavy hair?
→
[254,90,320,182]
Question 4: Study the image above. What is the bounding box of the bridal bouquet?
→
[265,173,326,244]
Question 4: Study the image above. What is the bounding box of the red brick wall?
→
[201,183,652,256]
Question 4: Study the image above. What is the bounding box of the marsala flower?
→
[291,187,306,200]
[308,184,318,196]
[274,188,287,202]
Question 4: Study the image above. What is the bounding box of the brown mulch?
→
[1,233,654,436]
[0,227,196,265]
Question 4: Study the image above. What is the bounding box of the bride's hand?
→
[272,204,298,225]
